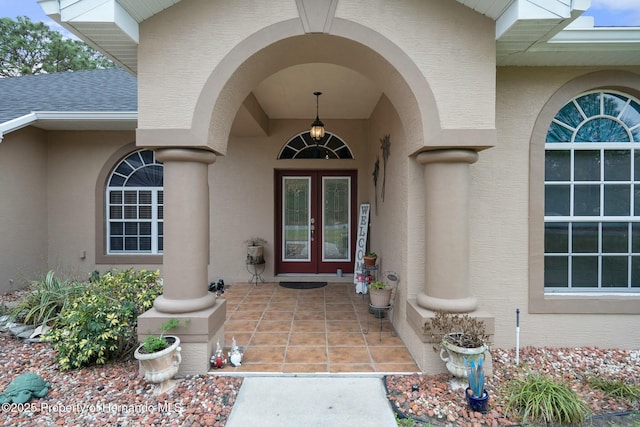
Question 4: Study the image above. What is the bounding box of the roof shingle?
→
[0,68,137,124]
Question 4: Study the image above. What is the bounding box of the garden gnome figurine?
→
[229,336,243,367]
[210,340,226,369]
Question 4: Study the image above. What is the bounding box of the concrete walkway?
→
[225,376,398,427]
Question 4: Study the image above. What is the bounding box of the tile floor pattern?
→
[218,282,419,373]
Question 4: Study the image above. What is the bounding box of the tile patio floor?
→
[218,282,419,373]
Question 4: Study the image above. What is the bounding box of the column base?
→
[417,292,478,313]
[137,300,226,375]
[154,292,218,314]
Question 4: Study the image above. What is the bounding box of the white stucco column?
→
[416,149,478,313]
[153,147,217,313]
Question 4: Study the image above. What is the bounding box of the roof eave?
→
[0,111,138,141]
[0,113,38,142]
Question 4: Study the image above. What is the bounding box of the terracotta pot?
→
[439,333,488,379]
[134,336,182,395]
[363,255,377,266]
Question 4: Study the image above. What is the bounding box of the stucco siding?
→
[473,67,640,350]
[45,131,160,278]
[0,128,47,292]
[336,0,496,130]
[137,0,299,130]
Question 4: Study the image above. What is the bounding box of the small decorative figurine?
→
[228,336,243,367]
[210,340,226,369]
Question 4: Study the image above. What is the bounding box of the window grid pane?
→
[106,150,163,255]
[544,91,640,292]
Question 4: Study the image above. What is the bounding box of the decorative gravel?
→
[386,347,640,426]
[0,331,242,427]
[1,289,639,426]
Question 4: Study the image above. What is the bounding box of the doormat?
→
[279,281,327,289]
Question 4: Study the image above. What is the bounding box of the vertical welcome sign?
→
[354,203,370,291]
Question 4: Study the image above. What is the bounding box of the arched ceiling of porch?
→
[198,29,437,155]
[229,62,381,137]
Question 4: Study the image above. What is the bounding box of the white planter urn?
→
[134,336,182,395]
[439,333,488,379]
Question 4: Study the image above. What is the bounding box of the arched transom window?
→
[278,131,354,159]
[106,149,163,254]
[545,90,640,291]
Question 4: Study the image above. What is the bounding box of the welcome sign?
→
[354,203,370,292]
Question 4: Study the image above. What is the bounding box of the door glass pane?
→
[283,177,310,261]
[322,177,350,261]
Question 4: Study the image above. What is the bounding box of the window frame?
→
[529,71,640,314]
[544,90,640,293]
[95,144,162,264]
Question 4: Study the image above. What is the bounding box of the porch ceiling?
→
[36,0,640,129]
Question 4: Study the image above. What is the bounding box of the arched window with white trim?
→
[545,90,640,291]
[106,149,163,254]
[278,131,354,159]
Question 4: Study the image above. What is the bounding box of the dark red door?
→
[275,170,357,274]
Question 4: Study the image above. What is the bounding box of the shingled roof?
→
[0,67,137,124]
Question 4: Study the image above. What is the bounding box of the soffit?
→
[455,0,513,20]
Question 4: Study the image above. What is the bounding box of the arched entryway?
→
[135,4,495,375]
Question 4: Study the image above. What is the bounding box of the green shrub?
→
[9,271,87,327]
[46,269,162,370]
[586,375,640,401]
[503,373,590,425]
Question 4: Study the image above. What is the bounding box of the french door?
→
[276,170,357,274]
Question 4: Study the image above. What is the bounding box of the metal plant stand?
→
[363,271,399,341]
[246,258,265,285]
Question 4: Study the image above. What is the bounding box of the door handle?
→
[311,218,315,241]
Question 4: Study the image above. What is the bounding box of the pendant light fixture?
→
[310,91,325,141]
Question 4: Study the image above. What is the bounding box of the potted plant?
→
[363,251,377,267]
[134,319,182,395]
[422,311,490,380]
[465,356,489,413]
[245,237,267,264]
[368,279,392,307]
